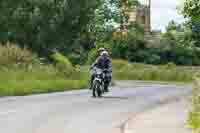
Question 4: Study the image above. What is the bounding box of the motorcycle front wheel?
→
[92,80,102,98]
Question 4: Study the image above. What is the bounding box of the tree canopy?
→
[0,0,98,56]
[183,0,200,21]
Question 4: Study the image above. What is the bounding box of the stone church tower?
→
[128,0,151,34]
[145,0,151,33]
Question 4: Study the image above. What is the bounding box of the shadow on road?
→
[102,96,129,100]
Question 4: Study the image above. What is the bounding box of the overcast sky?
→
[139,0,185,31]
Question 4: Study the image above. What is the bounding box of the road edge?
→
[122,99,191,133]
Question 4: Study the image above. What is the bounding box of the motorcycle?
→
[92,68,110,98]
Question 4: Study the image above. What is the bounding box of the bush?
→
[0,42,39,68]
[51,52,72,67]
[111,42,128,59]
[67,50,88,65]
[51,52,74,77]
[112,59,129,70]
[87,48,98,65]
[91,31,200,66]
[165,62,177,69]
[96,42,112,51]
[145,54,161,64]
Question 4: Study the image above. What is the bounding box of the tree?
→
[0,0,99,64]
[183,0,200,21]
[92,0,140,42]
[165,20,182,32]
[160,20,200,65]
[182,0,200,47]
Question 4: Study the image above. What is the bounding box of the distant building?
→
[128,0,151,34]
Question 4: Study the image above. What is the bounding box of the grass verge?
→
[188,76,200,132]
[112,60,194,82]
[0,67,89,96]
[0,43,89,97]
[0,59,196,97]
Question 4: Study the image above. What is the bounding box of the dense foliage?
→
[88,20,200,66]
[0,0,99,64]
[0,0,200,66]
[183,0,200,21]
[183,0,200,47]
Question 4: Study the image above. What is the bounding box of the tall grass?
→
[0,43,89,96]
[0,65,88,96]
[0,42,39,68]
[112,59,193,82]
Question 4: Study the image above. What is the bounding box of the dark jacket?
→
[91,56,112,72]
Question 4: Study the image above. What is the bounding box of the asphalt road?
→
[0,81,192,133]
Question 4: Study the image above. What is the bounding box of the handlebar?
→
[90,67,112,72]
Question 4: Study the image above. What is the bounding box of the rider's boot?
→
[89,76,94,90]
[104,88,109,92]
[104,82,109,92]
[89,82,93,90]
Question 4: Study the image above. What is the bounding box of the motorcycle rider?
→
[89,48,112,92]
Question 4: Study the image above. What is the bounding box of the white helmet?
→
[100,51,109,56]
[98,48,106,53]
